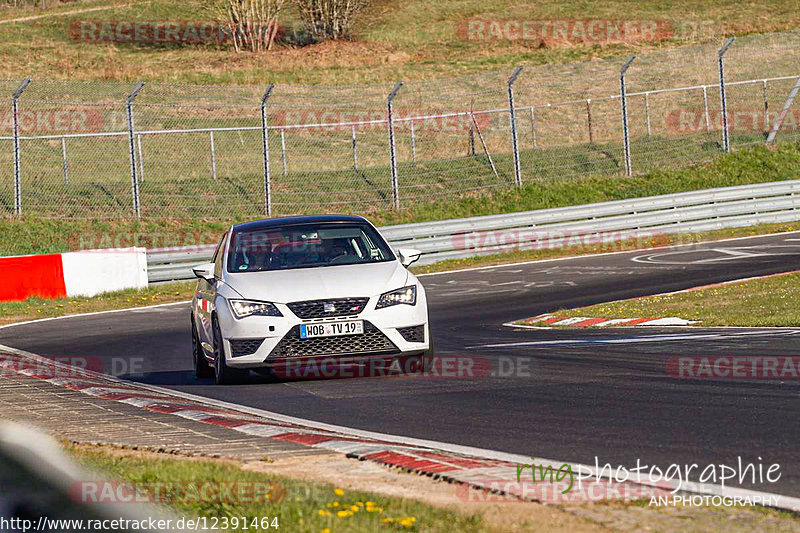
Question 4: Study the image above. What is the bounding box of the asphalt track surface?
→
[3,232,800,497]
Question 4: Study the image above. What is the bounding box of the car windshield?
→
[227,223,396,273]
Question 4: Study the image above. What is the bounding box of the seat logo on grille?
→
[323,302,336,313]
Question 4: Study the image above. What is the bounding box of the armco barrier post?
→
[507,66,523,187]
[718,37,735,153]
[126,82,145,219]
[260,83,275,216]
[619,56,636,177]
[11,78,31,217]
[387,81,403,209]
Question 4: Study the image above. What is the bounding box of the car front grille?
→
[229,338,265,358]
[268,321,398,359]
[287,297,369,319]
[397,325,425,343]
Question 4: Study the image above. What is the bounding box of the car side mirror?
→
[397,248,422,267]
[192,262,215,281]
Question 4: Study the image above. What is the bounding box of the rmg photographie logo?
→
[666,109,800,133]
[68,20,285,44]
[456,19,673,43]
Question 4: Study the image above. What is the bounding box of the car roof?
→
[232,215,370,232]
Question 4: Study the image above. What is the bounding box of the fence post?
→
[717,37,735,153]
[762,79,769,138]
[507,66,523,187]
[280,129,288,177]
[468,120,476,156]
[619,56,636,177]
[351,125,358,171]
[260,83,275,216]
[766,76,800,145]
[410,120,417,163]
[586,99,593,144]
[11,78,31,217]
[529,106,538,149]
[209,131,217,180]
[61,137,69,185]
[702,86,711,132]
[126,82,144,219]
[644,92,652,137]
[387,81,403,209]
[136,134,145,182]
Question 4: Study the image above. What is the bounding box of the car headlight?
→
[376,285,417,309]
[229,299,283,319]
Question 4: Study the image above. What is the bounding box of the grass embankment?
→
[2,222,799,326]
[526,271,800,328]
[1,142,798,257]
[68,445,486,533]
[65,443,800,533]
[2,0,800,83]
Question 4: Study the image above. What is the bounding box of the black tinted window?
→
[227,223,395,273]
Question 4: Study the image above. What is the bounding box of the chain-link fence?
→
[2,29,800,220]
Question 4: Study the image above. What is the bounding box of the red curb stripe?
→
[272,433,339,445]
[202,416,251,428]
[619,317,658,326]
[571,317,610,328]
[414,450,509,468]
[541,316,564,325]
[361,450,457,473]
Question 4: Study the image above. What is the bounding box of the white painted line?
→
[592,318,638,327]
[418,230,800,277]
[471,330,800,348]
[1,343,798,512]
[0,301,190,331]
[0,231,797,333]
[549,317,591,326]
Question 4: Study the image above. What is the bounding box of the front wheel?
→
[192,315,214,379]
[212,318,247,385]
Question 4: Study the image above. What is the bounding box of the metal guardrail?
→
[147,179,800,282]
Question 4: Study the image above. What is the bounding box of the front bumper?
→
[217,294,429,369]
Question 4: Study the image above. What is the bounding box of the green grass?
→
[67,445,488,533]
[1,141,798,256]
[2,0,800,84]
[2,221,799,326]
[0,281,194,325]
[529,271,800,328]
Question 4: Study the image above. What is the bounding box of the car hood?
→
[224,261,410,303]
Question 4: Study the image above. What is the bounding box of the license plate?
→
[300,320,363,339]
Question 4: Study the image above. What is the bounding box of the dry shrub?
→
[218,0,286,52]
[294,0,368,41]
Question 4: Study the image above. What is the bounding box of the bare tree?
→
[294,0,367,41]
[216,0,286,52]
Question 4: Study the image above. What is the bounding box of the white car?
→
[190,215,432,384]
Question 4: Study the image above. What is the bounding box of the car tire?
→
[212,317,247,385]
[420,337,435,373]
[191,314,214,379]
